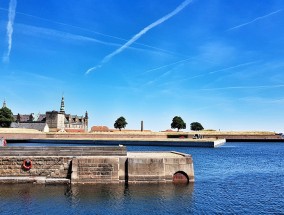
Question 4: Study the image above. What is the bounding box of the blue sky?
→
[1,0,284,132]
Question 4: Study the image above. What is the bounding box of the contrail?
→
[143,57,193,74]
[144,64,182,86]
[0,7,184,57]
[180,61,258,82]
[201,84,284,91]
[227,9,282,31]
[208,61,258,74]
[86,0,194,74]
[16,23,124,47]
[3,0,17,63]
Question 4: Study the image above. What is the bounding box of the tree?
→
[0,106,14,128]
[190,122,204,131]
[171,116,186,132]
[114,116,127,131]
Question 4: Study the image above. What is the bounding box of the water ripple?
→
[0,142,283,214]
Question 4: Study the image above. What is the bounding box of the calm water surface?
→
[0,142,283,214]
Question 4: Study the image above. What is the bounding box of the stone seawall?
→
[0,147,194,184]
[72,157,121,184]
[0,156,71,179]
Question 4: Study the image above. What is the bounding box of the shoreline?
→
[1,129,283,146]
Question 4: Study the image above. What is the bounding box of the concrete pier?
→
[0,146,194,184]
[1,129,228,148]
[7,138,226,148]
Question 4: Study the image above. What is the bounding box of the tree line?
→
[0,106,204,131]
[113,115,203,131]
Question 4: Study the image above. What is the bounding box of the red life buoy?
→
[3,139,7,146]
[22,159,32,170]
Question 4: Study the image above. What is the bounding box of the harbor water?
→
[0,142,283,214]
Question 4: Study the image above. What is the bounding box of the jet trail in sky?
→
[227,9,282,31]
[86,0,193,74]
[3,0,17,63]
[201,84,284,91]
[142,57,193,74]
[0,7,184,57]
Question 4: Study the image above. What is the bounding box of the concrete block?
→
[45,178,70,184]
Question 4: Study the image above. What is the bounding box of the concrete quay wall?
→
[2,133,226,148]
[127,153,194,183]
[6,138,225,148]
[1,132,167,140]
[0,147,194,184]
[202,134,283,140]
[1,131,282,142]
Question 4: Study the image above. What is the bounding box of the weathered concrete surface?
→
[0,146,127,156]
[127,152,194,183]
[4,138,226,148]
[71,157,120,184]
[1,129,282,140]
[0,147,194,184]
[0,177,69,184]
[0,156,71,178]
[213,139,226,147]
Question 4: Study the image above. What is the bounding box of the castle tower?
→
[60,96,65,113]
[84,111,89,132]
[2,100,6,108]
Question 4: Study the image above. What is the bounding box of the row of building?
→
[3,97,88,132]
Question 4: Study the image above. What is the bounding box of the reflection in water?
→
[0,183,194,214]
[1,142,283,214]
[65,183,194,214]
[64,184,81,208]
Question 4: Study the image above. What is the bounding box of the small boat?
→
[0,138,7,147]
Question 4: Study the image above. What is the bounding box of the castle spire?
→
[2,100,6,108]
[60,96,65,113]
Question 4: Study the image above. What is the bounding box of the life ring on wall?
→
[22,159,32,170]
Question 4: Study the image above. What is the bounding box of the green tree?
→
[0,106,14,128]
[190,122,204,131]
[171,116,186,132]
[114,116,127,131]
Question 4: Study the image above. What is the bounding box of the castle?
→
[10,97,88,132]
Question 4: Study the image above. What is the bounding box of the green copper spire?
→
[60,96,65,113]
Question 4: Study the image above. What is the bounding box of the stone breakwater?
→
[0,146,194,184]
[0,129,282,142]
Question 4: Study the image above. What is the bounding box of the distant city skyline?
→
[1,0,284,132]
